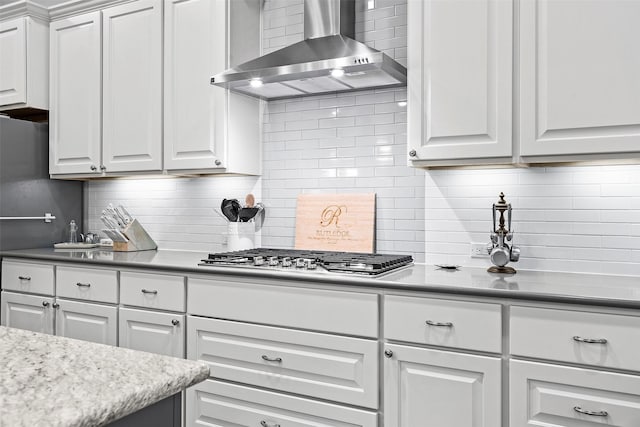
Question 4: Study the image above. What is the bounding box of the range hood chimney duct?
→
[210,0,407,101]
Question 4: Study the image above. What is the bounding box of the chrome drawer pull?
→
[18,276,31,281]
[76,282,91,287]
[426,320,453,327]
[260,421,280,427]
[171,319,179,326]
[42,301,50,307]
[574,406,608,417]
[141,289,158,295]
[573,336,607,344]
[261,355,282,363]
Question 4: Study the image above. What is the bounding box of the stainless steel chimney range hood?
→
[211,0,407,101]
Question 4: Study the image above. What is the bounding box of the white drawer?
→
[187,379,378,427]
[510,360,640,427]
[511,306,640,372]
[120,271,185,312]
[1,260,54,296]
[384,295,502,353]
[188,277,378,337]
[56,266,118,304]
[187,316,378,408]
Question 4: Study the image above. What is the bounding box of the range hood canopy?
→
[210,0,407,100]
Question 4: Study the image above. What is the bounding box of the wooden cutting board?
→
[294,193,376,253]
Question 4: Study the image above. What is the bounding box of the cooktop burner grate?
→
[200,248,413,276]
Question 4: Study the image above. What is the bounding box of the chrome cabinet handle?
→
[141,289,158,295]
[214,159,222,166]
[260,421,280,427]
[573,336,607,344]
[409,149,417,157]
[42,301,50,307]
[18,276,31,281]
[76,282,91,287]
[90,165,97,171]
[100,165,106,171]
[426,320,453,327]
[574,406,608,417]
[384,349,393,358]
[261,355,282,363]
[52,303,60,309]
[171,319,179,326]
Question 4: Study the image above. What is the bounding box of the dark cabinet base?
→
[109,393,181,427]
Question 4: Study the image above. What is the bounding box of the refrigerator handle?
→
[0,213,56,223]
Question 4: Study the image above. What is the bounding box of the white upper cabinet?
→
[519,0,640,160]
[164,0,261,174]
[408,0,513,166]
[0,8,48,115]
[102,0,162,173]
[49,12,102,175]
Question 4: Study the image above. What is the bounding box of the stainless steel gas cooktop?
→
[199,248,413,276]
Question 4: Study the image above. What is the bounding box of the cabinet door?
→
[55,299,117,346]
[119,307,184,358]
[49,12,102,175]
[384,343,501,427]
[163,0,225,171]
[0,18,26,106]
[519,0,640,158]
[0,291,54,334]
[408,0,512,164]
[102,0,162,173]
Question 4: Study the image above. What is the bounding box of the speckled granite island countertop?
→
[0,326,209,427]
[2,248,640,308]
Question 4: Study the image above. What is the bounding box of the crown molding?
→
[0,1,49,22]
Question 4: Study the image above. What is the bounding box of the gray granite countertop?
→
[1,248,640,308]
[0,326,209,427]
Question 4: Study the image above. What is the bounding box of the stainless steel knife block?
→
[112,219,157,252]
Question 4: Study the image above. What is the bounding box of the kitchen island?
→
[0,325,209,427]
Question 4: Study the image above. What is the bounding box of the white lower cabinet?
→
[510,360,640,426]
[383,343,501,427]
[187,316,378,408]
[54,298,117,346]
[0,291,54,334]
[187,379,378,427]
[119,307,185,358]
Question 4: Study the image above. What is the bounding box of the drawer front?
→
[56,266,118,303]
[511,306,640,372]
[510,360,640,427]
[188,277,378,338]
[187,316,378,408]
[384,295,502,353]
[1,260,54,295]
[120,271,185,312]
[119,307,185,358]
[187,379,378,427]
[55,299,117,346]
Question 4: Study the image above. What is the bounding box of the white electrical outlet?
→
[470,243,488,258]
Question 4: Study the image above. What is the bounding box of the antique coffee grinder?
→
[487,192,520,274]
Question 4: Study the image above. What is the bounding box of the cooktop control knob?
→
[295,258,306,268]
[281,257,292,267]
[268,256,279,266]
[305,260,317,270]
[253,256,265,266]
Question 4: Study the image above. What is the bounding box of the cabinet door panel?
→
[384,343,501,427]
[55,299,117,346]
[119,307,184,358]
[49,12,102,175]
[520,0,640,157]
[164,0,224,170]
[0,18,26,106]
[408,0,512,162]
[102,0,162,172]
[0,291,54,334]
